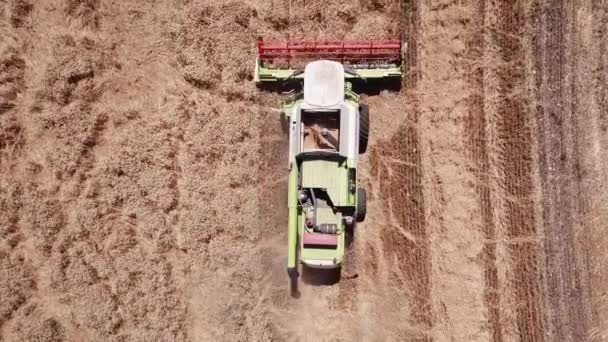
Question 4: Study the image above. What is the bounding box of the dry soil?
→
[0,1,606,341]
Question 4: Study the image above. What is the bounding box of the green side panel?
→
[300,160,349,206]
[256,64,402,83]
[280,93,303,119]
[315,207,341,225]
[300,242,344,265]
[344,86,360,104]
[257,67,298,82]
[287,161,299,270]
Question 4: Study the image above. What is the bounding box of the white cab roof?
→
[303,61,345,108]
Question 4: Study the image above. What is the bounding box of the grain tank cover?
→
[304,61,344,108]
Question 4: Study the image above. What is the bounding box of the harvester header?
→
[255,38,403,83]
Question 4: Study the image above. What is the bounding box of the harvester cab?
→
[255,38,403,288]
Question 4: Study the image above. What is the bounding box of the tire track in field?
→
[530,0,590,340]
[568,1,608,339]
[586,2,608,339]
[592,0,608,133]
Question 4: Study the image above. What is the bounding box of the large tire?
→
[359,104,369,154]
[356,188,367,222]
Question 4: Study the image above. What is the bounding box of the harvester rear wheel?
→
[359,104,369,154]
[356,188,367,222]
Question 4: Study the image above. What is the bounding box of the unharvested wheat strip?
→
[574,1,608,340]
[417,1,490,341]
[570,0,597,331]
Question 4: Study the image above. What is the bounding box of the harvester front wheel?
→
[356,188,367,222]
[359,104,369,154]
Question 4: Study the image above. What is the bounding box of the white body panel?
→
[303,61,345,108]
[302,259,341,269]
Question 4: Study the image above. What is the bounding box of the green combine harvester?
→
[255,38,403,289]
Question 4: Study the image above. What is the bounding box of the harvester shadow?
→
[350,78,402,95]
[290,277,301,298]
[301,266,341,286]
[257,78,401,96]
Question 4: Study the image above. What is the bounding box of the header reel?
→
[255,38,403,85]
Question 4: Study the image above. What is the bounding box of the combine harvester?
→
[255,38,403,290]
